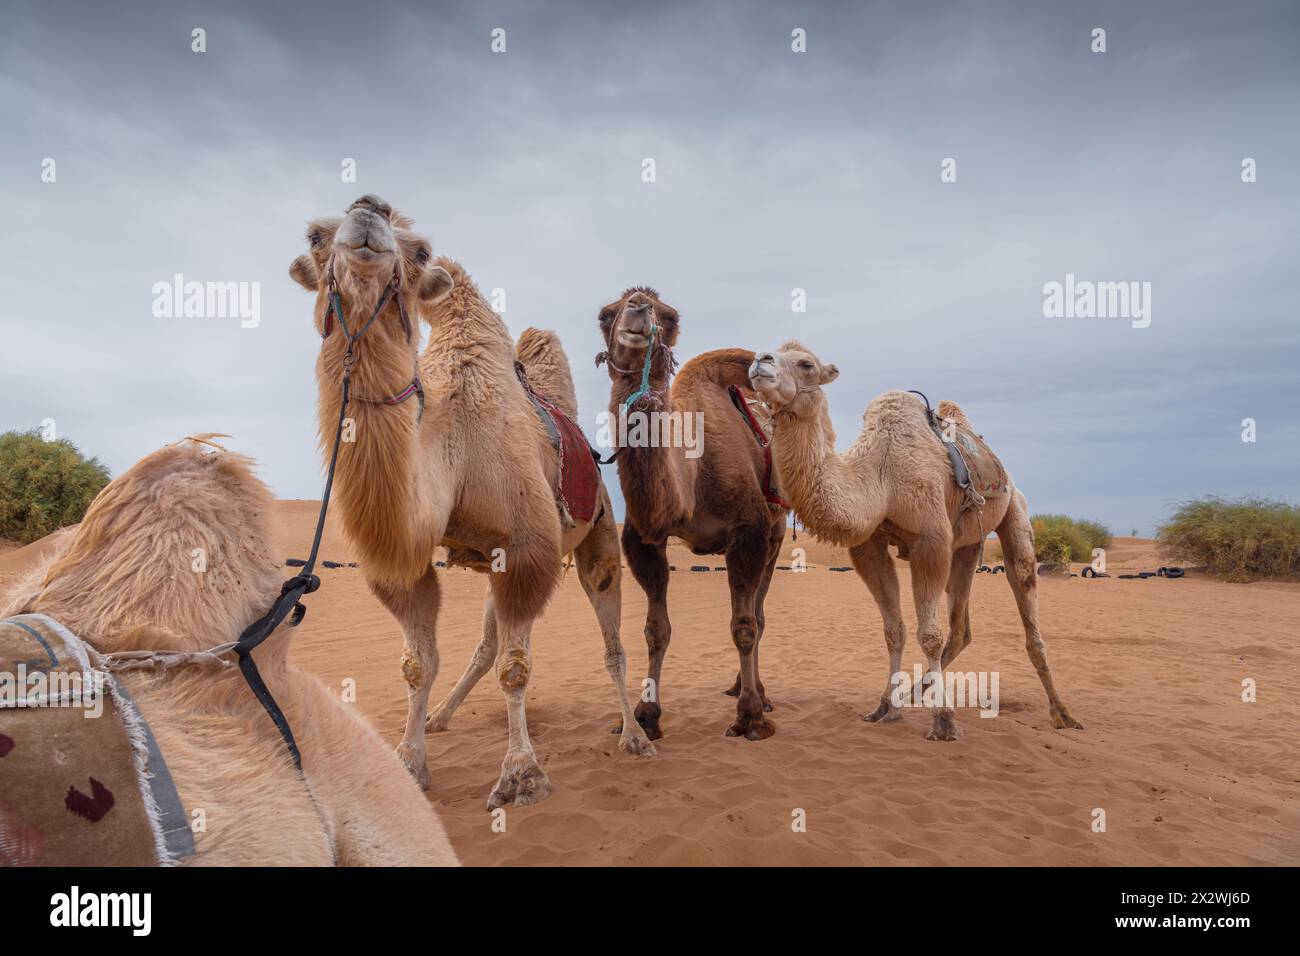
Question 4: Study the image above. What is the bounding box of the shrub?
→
[1029,514,1111,563]
[0,430,110,544]
[1158,496,1300,581]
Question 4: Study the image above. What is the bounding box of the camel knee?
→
[917,628,945,662]
[497,650,531,690]
[731,615,758,654]
[401,645,438,689]
[644,619,671,657]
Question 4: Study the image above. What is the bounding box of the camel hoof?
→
[925,710,963,742]
[723,677,741,697]
[618,729,657,757]
[1052,708,1085,730]
[425,706,451,733]
[633,703,664,741]
[864,706,902,723]
[725,716,776,740]
[396,743,433,791]
[487,756,551,809]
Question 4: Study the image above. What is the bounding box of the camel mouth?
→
[339,242,395,265]
[748,362,778,386]
[617,330,653,349]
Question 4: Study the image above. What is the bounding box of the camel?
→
[597,288,788,741]
[289,196,652,809]
[0,440,460,865]
[748,342,1083,740]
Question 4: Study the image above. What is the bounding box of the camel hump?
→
[516,327,578,418]
[676,348,757,393]
[936,399,973,431]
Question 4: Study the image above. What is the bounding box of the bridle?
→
[594,312,678,411]
[228,254,425,774]
[321,257,426,423]
[594,309,678,465]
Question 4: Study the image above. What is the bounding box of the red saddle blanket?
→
[516,365,600,523]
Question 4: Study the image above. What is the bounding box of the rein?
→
[230,262,421,773]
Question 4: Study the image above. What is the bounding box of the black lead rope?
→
[230,373,349,772]
[233,269,394,773]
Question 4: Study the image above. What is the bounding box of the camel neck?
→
[771,405,880,547]
[314,295,431,587]
[609,382,697,539]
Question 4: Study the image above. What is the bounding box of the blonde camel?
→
[748,342,1082,740]
[289,196,651,809]
[2,441,459,865]
[598,288,788,741]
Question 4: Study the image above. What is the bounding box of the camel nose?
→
[756,352,774,364]
[626,300,651,315]
[349,194,393,221]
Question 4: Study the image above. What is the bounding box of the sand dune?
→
[4,504,1297,866]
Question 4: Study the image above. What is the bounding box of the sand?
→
[3,504,1297,866]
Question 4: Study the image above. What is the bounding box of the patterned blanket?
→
[516,363,601,524]
[0,614,194,867]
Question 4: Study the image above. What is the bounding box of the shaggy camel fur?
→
[1,441,459,865]
[598,288,788,740]
[749,342,1082,740]
[290,196,651,809]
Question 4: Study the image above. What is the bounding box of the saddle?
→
[515,363,601,525]
[910,391,1008,534]
[0,614,194,867]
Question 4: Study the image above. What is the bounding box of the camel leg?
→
[578,494,656,757]
[726,517,784,709]
[850,534,907,723]
[426,588,498,732]
[622,522,671,740]
[486,610,551,809]
[996,496,1084,730]
[368,566,440,790]
[910,531,960,741]
[941,543,980,668]
[724,524,776,740]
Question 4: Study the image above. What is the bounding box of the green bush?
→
[1030,514,1111,564]
[0,430,110,544]
[1158,496,1300,581]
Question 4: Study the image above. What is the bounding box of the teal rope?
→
[621,324,658,411]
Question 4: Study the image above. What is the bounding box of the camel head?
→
[7,439,283,656]
[597,286,680,377]
[289,194,455,340]
[748,340,839,417]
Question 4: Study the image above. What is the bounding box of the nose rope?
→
[621,323,658,411]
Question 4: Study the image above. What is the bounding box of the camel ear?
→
[289,255,318,291]
[820,363,839,385]
[419,265,455,304]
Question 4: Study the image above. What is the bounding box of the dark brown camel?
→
[597,288,788,740]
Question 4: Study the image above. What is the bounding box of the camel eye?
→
[798,361,814,370]
[309,232,322,248]
[416,248,430,263]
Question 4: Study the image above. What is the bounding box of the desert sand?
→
[3,504,1297,866]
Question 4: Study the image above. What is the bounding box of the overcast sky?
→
[2,0,1297,536]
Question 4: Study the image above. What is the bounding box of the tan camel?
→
[1,440,460,865]
[748,342,1082,740]
[289,196,651,809]
[597,288,788,740]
